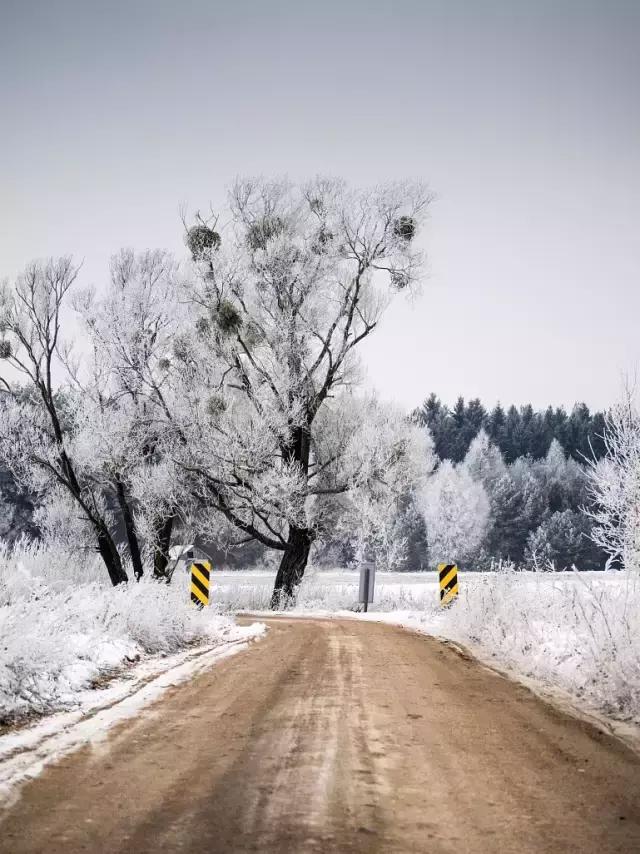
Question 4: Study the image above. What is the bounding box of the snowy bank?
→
[383,569,640,724]
[0,637,262,807]
[0,542,265,723]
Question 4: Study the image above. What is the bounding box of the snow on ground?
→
[212,566,640,724]
[0,636,265,808]
[0,541,265,723]
[3,536,639,768]
[211,568,442,612]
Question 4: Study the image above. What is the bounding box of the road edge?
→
[0,627,267,811]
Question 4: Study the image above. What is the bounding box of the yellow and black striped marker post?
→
[190,560,211,607]
[438,563,459,606]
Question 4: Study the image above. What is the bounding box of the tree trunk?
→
[115,479,144,581]
[96,525,128,586]
[271,526,313,608]
[270,423,313,608]
[153,514,175,579]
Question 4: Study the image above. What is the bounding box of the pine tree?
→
[487,403,506,449]
[503,405,521,462]
[525,510,606,570]
[463,429,506,490]
[487,461,548,562]
[463,398,487,450]
[449,396,468,461]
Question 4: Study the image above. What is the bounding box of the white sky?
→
[1,0,638,412]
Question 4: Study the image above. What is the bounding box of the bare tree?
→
[586,390,640,572]
[74,248,185,579]
[0,259,128,585]
[178,177,433,604]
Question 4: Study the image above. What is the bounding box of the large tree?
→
[0,259,128,585]
[74,248,184,579]
[177,177,433,603]
[0,252,184,586]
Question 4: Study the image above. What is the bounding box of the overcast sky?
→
[1,0,638,412]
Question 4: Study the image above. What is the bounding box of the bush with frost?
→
[0,539,246,721]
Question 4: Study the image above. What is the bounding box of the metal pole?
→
[363,567,369,613]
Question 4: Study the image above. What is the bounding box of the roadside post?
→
[359,562,376,613]
[190,559,211,607]
[438,563,459,606]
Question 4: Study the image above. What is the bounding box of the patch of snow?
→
[0,628,265,807]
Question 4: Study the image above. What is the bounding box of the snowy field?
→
[210,568,443,612]
[210,567,640,724]
[209,566,622,613]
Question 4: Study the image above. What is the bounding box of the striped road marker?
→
[438,563,459,606]
[190,560,211,607]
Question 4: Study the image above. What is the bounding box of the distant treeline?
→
[413,395,607,464]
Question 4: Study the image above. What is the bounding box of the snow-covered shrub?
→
[0,540,247,722]
[397,566,640,722]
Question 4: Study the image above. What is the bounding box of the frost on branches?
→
[0,253,185,585]
[0,259,128,585]
[177,177,434,604]
[419,460,491,568]
[0,178,434,605]
[587,395,640,572]
[74,248,187,580]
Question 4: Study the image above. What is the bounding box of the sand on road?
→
[1,618,640,853]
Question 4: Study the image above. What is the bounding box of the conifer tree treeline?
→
[414,395,606,464]
[407,395,609,571]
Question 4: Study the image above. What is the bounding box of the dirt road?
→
[1,618,640,853]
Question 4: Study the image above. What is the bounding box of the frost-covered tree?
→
[486,460,548,563]
[456,434,602,569]
[586,396,640,571]
[419,460,490,568]
[525,509,602,571]
[538,438,589,514]
[178,177,433,603]
[0,259,128,585]
[414,395,607,569]
[75,249,184,578]
[463,428,506,490]
[0,252,188,585]
[329,406,435,570]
